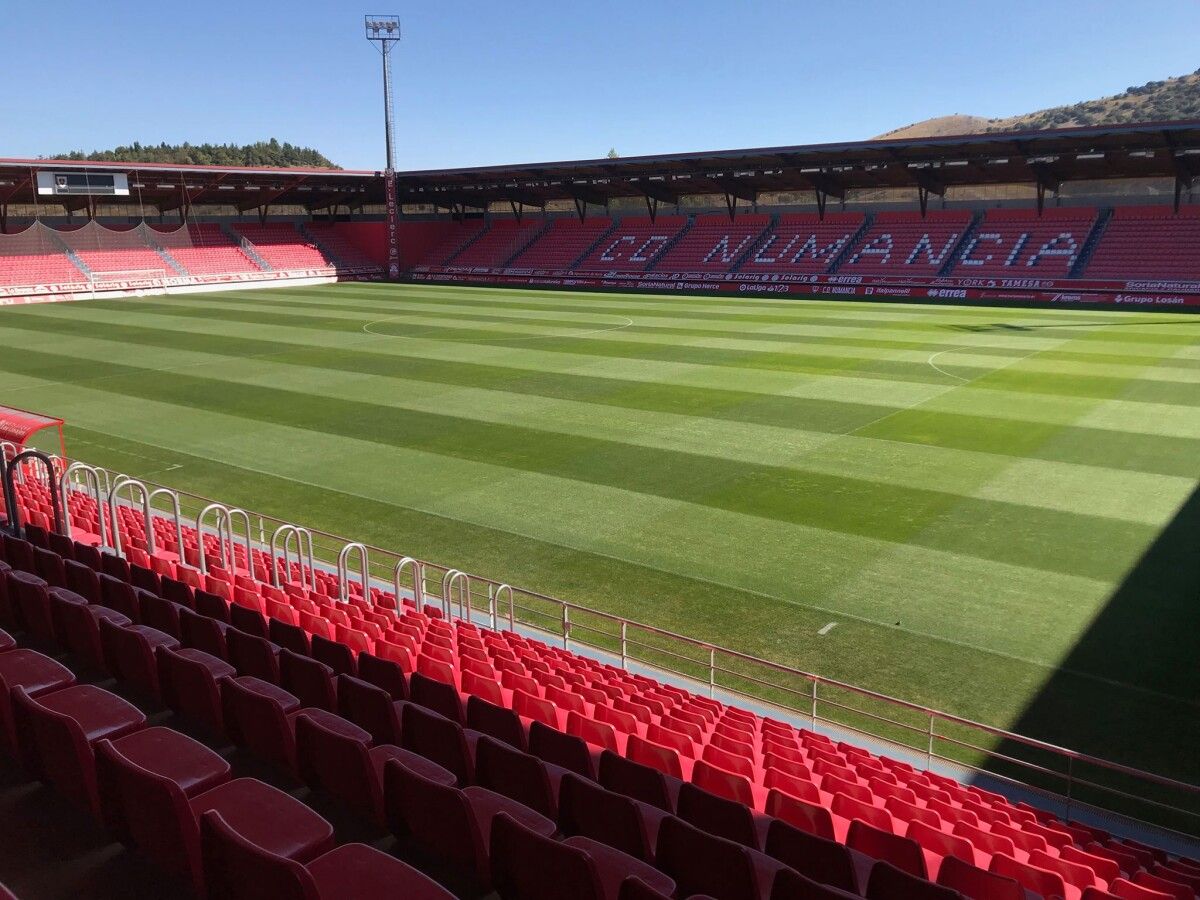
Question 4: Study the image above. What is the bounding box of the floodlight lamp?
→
[365,15,401,40]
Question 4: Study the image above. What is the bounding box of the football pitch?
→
[0,283,1196,787]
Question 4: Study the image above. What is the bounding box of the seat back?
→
[765,818,859,894]
[10,571,54,642]
[677,781,759,848]
[200,810,314,900]
[221,677,297,771]
[279,649,337,711]
[937,856,1024,900]
[528,720,593,778]
[848,820,927,878]
[156,645,230,735]
[226,630,281,683]
[268,618,310,656]
[771,868,861,899]
[138,593,183,639]
[656,815,761,900]
[907,820,975,869]
[294,711,380,824]
[558,772,653,861]
[99,573,141,621]
[338,674,401,745]
[410,670,464,724]
[229,603,269,639]
[383,758,488,886]
[310,633,356,676]
[990,854,1067,900]
[64,560,101,603]
[401,702,473,785]
[766,790,836,840]
[179,607,227,660]
[833,792,893,832]
[867,861,962,900]
[474,735,555,818]
[13,686,93,804]
[627,734,683,779]
[490,811,603,900]
[692,758,756,808]
[567,711,619,753]
[95,737,198,880]
[356,650,408,699]
[598,749,674,812]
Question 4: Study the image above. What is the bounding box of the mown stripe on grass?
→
[0,341,1167,584]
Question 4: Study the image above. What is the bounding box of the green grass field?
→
[1,283,1197,795]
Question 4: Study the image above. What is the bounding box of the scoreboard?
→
[36,171,130,196]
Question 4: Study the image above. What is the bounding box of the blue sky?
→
[5,0,1199,171]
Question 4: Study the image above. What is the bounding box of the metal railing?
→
[24,456,1200,843]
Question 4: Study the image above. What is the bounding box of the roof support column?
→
[509,199,523,223]
[0,204,6,234]
[1175,172,1193,214]
[645,195,658,222]
[918,185,930,218]
[814,189,827,221]
[724,192,738,222]
[573,196,587,222]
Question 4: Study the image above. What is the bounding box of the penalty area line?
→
[817,622,839,636]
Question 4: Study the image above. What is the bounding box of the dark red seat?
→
[229,602,269,639]
[0,648,76,758]
[491,811,675,900]
[202,809,454,900]
[32,546,66,587]
[475,734,571,818]
[867,862,962,900]
[269,617,311,656]
[280,648,338,711]
[13,683,146,817]
[157,644,236,735]
[337,673,405,745]
[849,820,927,879]
[311,632,357,677]
[99,619,180,698]
[179,606,229,659]
[227,629,282,683]
[992,853,1070,900]
[765,818,865,895]
[8,571,56,644]
[356,650,408,699]
[598,749,680,812]
[410,670,465,724]
[98,573,141,622]
[656,814,785,900]
[64,559,102,604]
[529,719,597,778]
[468,694,529,751]
[384,756,553,893]
[295,708,440,826]
[558,772,666,862]
[221,676,303,772]
[937,855,1024,900]
[401,702,478,786]
[51,587,123,669]
[678,781,770,850]
[139,592,184,639]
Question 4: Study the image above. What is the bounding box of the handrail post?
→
[1065,756,1075,823]
[708,647,716,699]
[927,713,935,770]
[620,621,628,670]
[810,677,818,728]
[562,605,570,650]
[393,557,423,615]
[337,542,370,604]
[508,587,515,631]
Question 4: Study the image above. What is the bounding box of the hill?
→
[47,139,339,169]
[878,70,1200,139]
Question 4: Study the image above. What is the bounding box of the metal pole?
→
[381,41,395,172]
[927,713,935,770]
[620,621,628,670]
[708,648,716,699]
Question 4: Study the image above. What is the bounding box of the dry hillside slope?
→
[877,71,1200,140]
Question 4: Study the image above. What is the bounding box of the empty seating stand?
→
[952,207,1098,278]
[0,224,86,288]
[2,479,1197,900]
[155,224,262,275]
[1082,205,1200,281]
[448,219,544,268]
[509,217,614,269]
[653,213,771,272]
[231,223,334,271]
[575,216,688,272]
[840,210,973,276]
[413,220,489,267]
[740,212,866,275]
[304,223,382,270]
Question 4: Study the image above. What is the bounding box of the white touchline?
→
[818,622,838,635]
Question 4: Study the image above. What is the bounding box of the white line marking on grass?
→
[926,348,972,382]
[818,622,838,635]
[360,316,634,342]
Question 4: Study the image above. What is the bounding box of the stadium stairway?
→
[2,468,1197,900]
[224,225,273,271]
[567,219,621,269]
[939,212,985,277]
[1069,209,1115,278]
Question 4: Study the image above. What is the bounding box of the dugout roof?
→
[1,119,1197,213]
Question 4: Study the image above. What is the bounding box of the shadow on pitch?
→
[974,481,1200,830]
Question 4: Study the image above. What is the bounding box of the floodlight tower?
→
[365,14,402,277]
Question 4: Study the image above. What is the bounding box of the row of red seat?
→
[4,474,1197,900]
[405,205,1200,280]
[4,527,1197,900]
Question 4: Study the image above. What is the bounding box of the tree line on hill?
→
[47,139,339,169]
